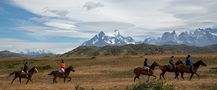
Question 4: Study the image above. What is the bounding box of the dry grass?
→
[0,54,217,90]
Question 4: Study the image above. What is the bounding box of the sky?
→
[1,0,217,54]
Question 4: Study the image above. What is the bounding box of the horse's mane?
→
[193,60,202,66]
[65,66,72,71]
[29,67,35,72]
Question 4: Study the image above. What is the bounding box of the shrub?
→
[125,81,174,90]
[75,85,85,90]
[37,65,52,70]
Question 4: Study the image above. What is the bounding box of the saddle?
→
[21,71,28,74]
[167,64,173,69]
[186,65,193,69]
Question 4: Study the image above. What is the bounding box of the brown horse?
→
[159,60,184,80]
[175,60,207,80]
[133,61,159,82]
[48,66,75,83]
[9,66,38,84]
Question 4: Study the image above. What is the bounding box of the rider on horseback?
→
[169,56,175,69]
[60,59,65,74]
[144,58,150,74]
[185,55,193,72]
[23,62,29,77]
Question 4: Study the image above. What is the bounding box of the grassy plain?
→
[0,54,217,90]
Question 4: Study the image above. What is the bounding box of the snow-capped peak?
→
[82,30,137,47]
[17,49,53,56]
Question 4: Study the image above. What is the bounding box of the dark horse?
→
[175,60,207,80]
[9,66,38,84]
[48,66,75,83]
[159,60,184,80]
[133,61,159,82]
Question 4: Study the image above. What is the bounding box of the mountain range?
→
[82,30,138,47]
[82,28,217,47]
[18,49,53,56]
[0,49,54,57]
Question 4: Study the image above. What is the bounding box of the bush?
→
[75,85,85,90]
[125,81,174,90]
[37,65,52,70]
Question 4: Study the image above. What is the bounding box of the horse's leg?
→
[53,77,57,83]
[26,79,30,84]
[162,72,166,80]
[146,76,150,82]
[19,77,22,84]
[175,72,179,79]
[151,75,157,80]
[64,77,66,83]
[181,72,184,80]
[194,72,200,79]
[11,76,17,84]
[68,77,71,82]
[190,73,194,80]
[159,71,164,80]
[30,78,33,83]
[134,73,140,82]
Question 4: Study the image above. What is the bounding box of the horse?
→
[133,61,159,82]
[48,66,75,83]
[9,66,38,84]
[159,60,184,80]
[175,60,207,80]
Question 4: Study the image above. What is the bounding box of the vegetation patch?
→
[37,65,52,70]
[125,81,174,90]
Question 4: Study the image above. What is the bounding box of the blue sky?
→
[1,0,217,53]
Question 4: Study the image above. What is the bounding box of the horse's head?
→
[153,61,159,66]
[175,59,184,65]
[29,66,38,74]
[197,60,207,66]
[69,66,75,72]
[33,66,38,73]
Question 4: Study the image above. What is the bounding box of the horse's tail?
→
[48,71,53,75]
[9,71,16,77]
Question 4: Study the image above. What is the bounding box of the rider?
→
[60,59,65,74]
[185,55,193,72]
[23,62,29,77]
[169,56,175,69]
[144,58,150,74]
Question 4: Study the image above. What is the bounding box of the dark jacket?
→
[185,57,191,65]
[144,61,149,67]
[23,63,29,73]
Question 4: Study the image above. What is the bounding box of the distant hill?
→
[62,44,217,57]
[0,50,22,57]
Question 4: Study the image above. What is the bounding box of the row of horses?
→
[9,66,75,84]
[133,60,207,82]
[8,60,207,84]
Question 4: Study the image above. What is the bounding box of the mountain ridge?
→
[82,28,217,47]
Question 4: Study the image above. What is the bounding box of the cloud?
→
[83,1,104,11]
[162,0,217,29]
[4,0,217,53]
[42,7,69,17]
[77,21,135,32]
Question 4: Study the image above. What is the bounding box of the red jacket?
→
[60,63,65,68]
